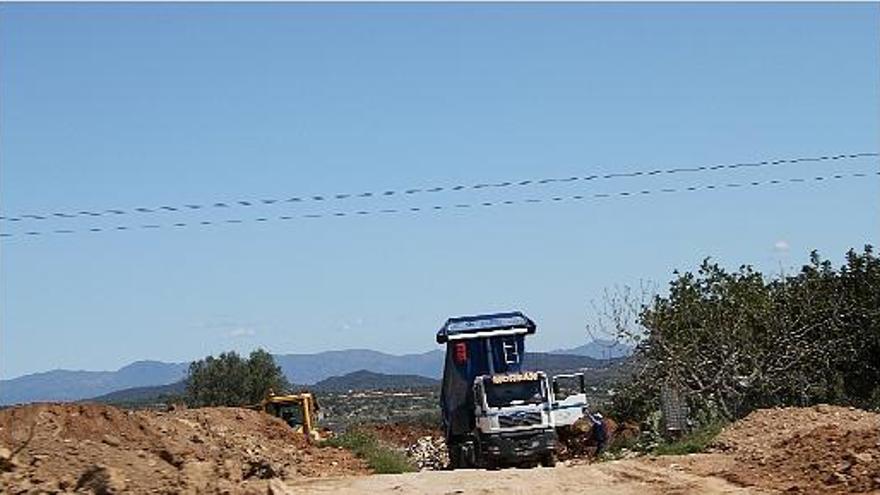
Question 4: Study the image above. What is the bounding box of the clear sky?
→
[1,3,878,379]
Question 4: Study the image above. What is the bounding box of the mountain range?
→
[1,343,629,405]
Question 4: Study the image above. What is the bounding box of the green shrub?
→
[323,430,415,474]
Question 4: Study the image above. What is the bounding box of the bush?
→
[323,430,415,474]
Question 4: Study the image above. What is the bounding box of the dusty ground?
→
[283,459,764,494]
[0,403,367,494]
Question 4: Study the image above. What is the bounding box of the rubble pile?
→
[405,436,449,471]
[0,402,367,494]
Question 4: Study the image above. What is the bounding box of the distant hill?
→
[90,380,187,405]
[551,339,633,360]
[0,361,188,406]
[272,350,444,385]
[313,370,439,392]
[2,349,621,405]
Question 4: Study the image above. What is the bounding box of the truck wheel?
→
[463,444,477,469]
[449,445,463,470]
[540,452,557,468]
[449,444,475,470]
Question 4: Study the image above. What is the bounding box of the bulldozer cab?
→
[259,393,321,442]
[266,400,306,427]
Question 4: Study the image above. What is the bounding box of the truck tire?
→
[449,443,474,470]
[448,445,463,470]
[540,452,557,468]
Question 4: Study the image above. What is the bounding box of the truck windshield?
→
[484,380,544,408]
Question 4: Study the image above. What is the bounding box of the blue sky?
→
[1,3,878,379]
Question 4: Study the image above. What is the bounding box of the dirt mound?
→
[711,404,880,493]
[0,402,367,494]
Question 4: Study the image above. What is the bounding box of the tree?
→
[185,349,290,407]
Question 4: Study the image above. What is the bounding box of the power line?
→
[2,170,875,240]
[1,152,875,224]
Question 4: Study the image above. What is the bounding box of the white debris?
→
[405,436,448,471]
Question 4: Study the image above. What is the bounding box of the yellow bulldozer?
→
[256,391,323,443]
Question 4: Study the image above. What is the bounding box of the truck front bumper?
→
[480,429,557,463]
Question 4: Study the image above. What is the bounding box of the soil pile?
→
[711,404,880,493]
[0,402,367,494]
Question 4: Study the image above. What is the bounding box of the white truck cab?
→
[549,372,589,428]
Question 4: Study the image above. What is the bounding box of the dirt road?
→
[285,456,766,495]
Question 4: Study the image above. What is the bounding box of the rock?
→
[75,464,127,494]
[58,477,73,491]
[157,448,184,469]
[0,446,17,472]
[814,404,833,414]
[102,435,121,447]
[830,472,848,484]
[267,478,295,495]
[244,458,279,480]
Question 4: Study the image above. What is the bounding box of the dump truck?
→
[437,311,558,469]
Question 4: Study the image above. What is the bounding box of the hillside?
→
[89,380,187,405]
[0,361,188,405]
[313,370,439,392]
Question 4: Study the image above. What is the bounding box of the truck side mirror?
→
[551,380,560,397]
